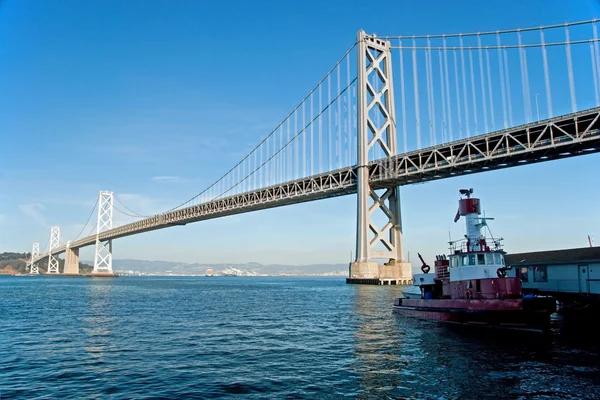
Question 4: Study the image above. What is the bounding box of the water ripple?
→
[1,276,599,399]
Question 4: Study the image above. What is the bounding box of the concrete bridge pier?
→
[64,243,80,275]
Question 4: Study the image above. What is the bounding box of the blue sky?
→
[1,0,600,268]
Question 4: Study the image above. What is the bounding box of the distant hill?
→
[1,251,348,276]
[0,252,93,275]
[86,259,349,276]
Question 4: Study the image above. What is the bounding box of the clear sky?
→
[1,0,600,269]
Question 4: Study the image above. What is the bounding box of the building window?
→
[534,265,547,282]
[520,267,529,282]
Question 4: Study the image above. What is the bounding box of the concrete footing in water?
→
[88,272,120,277]
[347,259,413,285]
[346,277,412,285]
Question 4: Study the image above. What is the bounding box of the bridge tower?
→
[92,191,114,275]
[348,31,412,285]
[30,242,39,274]
[47,226,60,274]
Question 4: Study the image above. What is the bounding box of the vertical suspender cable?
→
[485,47,495,129]
[565,25,577,113]
[346,55,352,166]
[443,37,453,142]
[412,37,422,149]
[399,38,408,152]
[591,42,600,106]
[459,36,470,137]
[497,33,508,129]
[302,102,306,177]
[328,75,332,171]
[453,48,463,138]
[477,35,489,133]
[468,48,478,134]
[438,47,448,143]
[593,23,600,103]
[503,47,514,127]
[337,65,342,167]
[540,28,553,118]
[425,37,434,146]
[318,85,323,173]
[427,37,437,145]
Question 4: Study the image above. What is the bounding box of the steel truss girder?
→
[47,227,60,274]
[31,108,600,260]
[93,191,114,273]
[368,107,600,187]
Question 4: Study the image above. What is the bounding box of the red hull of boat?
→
[392,297,555,333]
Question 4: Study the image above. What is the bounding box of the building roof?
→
[505,247,600,266]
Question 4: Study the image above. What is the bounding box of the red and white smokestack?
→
[457,189,483,252]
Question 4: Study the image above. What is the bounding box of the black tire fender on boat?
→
[421,264,431,274]
[496,268,507,278]
[466,289,473,299]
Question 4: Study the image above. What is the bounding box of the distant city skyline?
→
[1,0,599,269]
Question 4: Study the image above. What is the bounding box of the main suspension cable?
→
[161,43,358,212]
[209,78,357,202]
[114,195,150,218]
[72,197,99,241]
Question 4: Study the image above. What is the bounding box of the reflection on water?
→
[351,283,600,399]
[0,276,598,399]
[83,283,116,365]
[352,284,406,398]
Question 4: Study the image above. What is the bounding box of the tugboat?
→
[392,189,555,333]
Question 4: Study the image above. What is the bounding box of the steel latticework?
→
[47,227,60,274]
[354,31,405,269]
[93,191,114,273]
[30,242,39,274]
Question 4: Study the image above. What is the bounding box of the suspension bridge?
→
[28,20,600,283]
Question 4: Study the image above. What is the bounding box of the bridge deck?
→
[37,107,600,260]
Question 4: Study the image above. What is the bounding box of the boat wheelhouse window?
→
[520,267,529,282]
[462,255,468,266]
[534,265,548,282]
[477,254,485,265]
[485,253,494,265]
[451,257,458,268]
[468,254,476,266]
[494,253,502,265]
